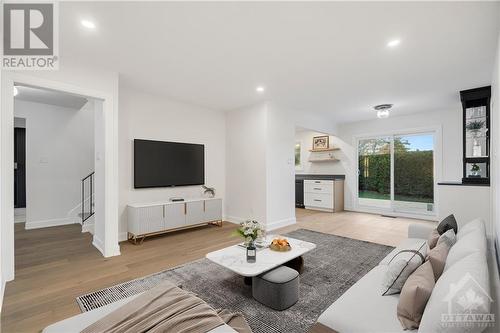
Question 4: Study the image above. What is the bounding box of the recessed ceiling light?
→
[13,86,18,96]
[81,20,96,29]
[374,104,393,119]
[387,39,401,48]
[256,86,265,93]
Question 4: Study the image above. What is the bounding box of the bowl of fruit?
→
[270,238,291,252]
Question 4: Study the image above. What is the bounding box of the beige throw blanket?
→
[81,281,249,333]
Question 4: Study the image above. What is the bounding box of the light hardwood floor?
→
[1,209,435,333]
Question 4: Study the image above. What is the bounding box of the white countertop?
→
[206,236,316,277]
[128,197,221,208]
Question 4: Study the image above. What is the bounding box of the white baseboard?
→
[266,217,296,231]
[119,232,128,242]
[93,235,121,257]
[82,223,94,234]
[0,278,5,312]
[223,216,296,231]
[223,216,244,224]
[349,207,438,221]
[92,235,105,256]
[25,217,79,230]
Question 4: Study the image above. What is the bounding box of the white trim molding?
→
[1,71,121,291]
[92,235,105,256]
[266,218,297,231]
[25,217,79,230]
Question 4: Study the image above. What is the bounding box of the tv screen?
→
[134,139,205,188]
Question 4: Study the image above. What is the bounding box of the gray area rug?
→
[77,229,393,332]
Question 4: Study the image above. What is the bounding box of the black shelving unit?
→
[460,86,491,185]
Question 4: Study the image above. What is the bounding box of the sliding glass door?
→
[358,137,392,209]
[358,132,435,216]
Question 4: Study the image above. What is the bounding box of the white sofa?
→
[317,219,496,333]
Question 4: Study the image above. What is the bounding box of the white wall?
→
[14,100,94,228]
[295,130,347,175]
[492,30,500,254]
[118,86,226,240]
[337,109,461,212]
[266,103,296,229]
[225,102,298,230]
[93,100,106,251]
[225,103,268,224]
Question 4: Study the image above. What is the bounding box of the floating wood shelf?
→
[309,148,340,152]
[308,158,339,162]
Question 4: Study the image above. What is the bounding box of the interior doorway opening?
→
[12,83,104,250]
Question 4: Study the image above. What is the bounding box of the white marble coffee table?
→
[206,236,316,277]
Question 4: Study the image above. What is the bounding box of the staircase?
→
[80,171,95,224]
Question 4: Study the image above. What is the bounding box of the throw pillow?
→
[427,241,450,281]
[397,261,435,330]
[427,228,440,249]
[382,242,427,295]
[436,229,456,248]
[436,214,458,235]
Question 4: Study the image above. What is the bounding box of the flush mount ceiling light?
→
[81,20,96,29]
[256,86,265,93]
[387,39,401,48]
[13,86,18,96]
[374,104,393,119]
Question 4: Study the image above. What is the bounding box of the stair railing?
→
[81,171,95,223]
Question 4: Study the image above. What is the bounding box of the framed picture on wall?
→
[312,135,329,150]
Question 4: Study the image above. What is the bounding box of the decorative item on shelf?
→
[466,120,486,157]
[470,163,481,177]
[202,185,216,198]
[270,238,291,252]
[312,135,329,150]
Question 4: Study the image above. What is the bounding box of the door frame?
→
[354,125,443,220]
[1,72,120,284]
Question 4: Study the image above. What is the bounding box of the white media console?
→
[127,197,222,244]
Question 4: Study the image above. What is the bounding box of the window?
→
[295,142,301,169]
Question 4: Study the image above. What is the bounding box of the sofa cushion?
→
[380,238,428,266]
[437,214,458,235]
[427,241,451,281]
[317,265,409,333]
[436,229,456,248]
[397,261,435,329]
[381,241,427,295]
[427,228,440,249]
[445,228,487,270]
[457,218,485,240]
[419,252,490,333]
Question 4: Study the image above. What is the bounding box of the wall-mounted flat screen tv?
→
[134,139,205,188]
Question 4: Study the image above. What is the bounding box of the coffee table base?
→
[242,256,304,286]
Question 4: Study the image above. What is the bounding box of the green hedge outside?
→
[358,150,434,202]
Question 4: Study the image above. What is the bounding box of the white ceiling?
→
[15,85,88,109]
[60,1,500,123]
